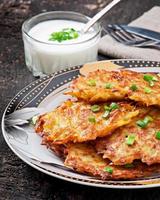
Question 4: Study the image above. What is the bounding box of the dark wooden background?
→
[1,0,160,199]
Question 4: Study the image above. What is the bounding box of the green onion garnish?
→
[130,84,138,91]
[144,87,152,94]
[91,105,100,113]
[105,83,114,89]
[49,28,79,42]
[153,77,158,81]
[102,110,110,118]
[104,105,110,111]
[126,135,135,145]
[136,116,153,128]
[143,74,158,86]
[150,82,154,86]
[156,131,160,140]
[103,103,119,119]
[87,79,96,86]
[143,74,156,82]
[104,167,113,174]
[31,116,38,125]
[88,116,96,123]
[110,102,119,110]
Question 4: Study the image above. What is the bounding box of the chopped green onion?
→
[110,102,119,110]
[143,74,158,86]
[105,83,114,89]
[156,131,160,140]
[152,76,158,81]
[49,28,79,42]
[87,79,96,86]
[125,163,134,168]
[144,87,152,94]
[102,110,110,118]
[126,134,135,145]
[91,105,100,112]
[130,84,138,91]
[104,167,113,174]
[143,74,158,82]
[31,115,38,125]
[149,81,154,87]
[104,105,110,111]
[88,116,96,123]
[103,103,119,119]
[144,74,152,81]
[136,116,153,128]
[104,103,119,111]
[136,120,145,128]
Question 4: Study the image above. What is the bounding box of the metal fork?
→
[104,24,160,49]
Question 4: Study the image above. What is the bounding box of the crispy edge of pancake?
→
[36,123,67,158]
[67,69,160,106]
[35,100,139,144]
[64,143,160,180]
[35,127,160,180]
[42,137,67,158]
[66,70,127,102]
[95,107,160,165]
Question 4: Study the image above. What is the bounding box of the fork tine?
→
[116,25,160,48]
[107,28,125,43]
[109,27,133,42]
[116,30,133,41]
[109,24,151,44]
[108,25,144,45]
[106,25,160,49]
[109,31,123,43]
[103,27,123,42]
[108,25,132,42]
[118,25,136,39]
[110,26,152,46]
[114,25,152,45]
[109,24,136,42]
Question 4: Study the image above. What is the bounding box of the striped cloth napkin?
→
[98,6,160,61]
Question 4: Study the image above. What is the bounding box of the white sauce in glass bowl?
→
[29,20,95,44]
[23,19,100,76]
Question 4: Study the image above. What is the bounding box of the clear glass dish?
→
[22,11,101,77]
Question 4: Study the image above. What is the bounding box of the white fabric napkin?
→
[98,6,160,61]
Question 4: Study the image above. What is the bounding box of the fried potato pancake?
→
[67,70,160,106]
[35,100,139,144]
[42,138,67,158]
[64,143,160,180]
[96,107,160,165]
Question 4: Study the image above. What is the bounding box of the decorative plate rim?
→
[2,59,160,189]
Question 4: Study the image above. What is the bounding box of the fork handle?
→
[140,44,160,50]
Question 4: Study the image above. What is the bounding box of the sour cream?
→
[29,20,95,44]
[22,13,101,76]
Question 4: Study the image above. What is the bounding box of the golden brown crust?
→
[95,107,160,165]
[43,138,67,158]
[34,69,160,180]
[64,143,160,180]
[35,100,139,144]
[67,70,160,106]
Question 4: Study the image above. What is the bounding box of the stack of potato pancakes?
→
[35,69,160,180]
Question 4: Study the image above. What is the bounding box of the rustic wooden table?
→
[1,0,160,199]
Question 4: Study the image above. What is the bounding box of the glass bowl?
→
[22,11,101,77]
